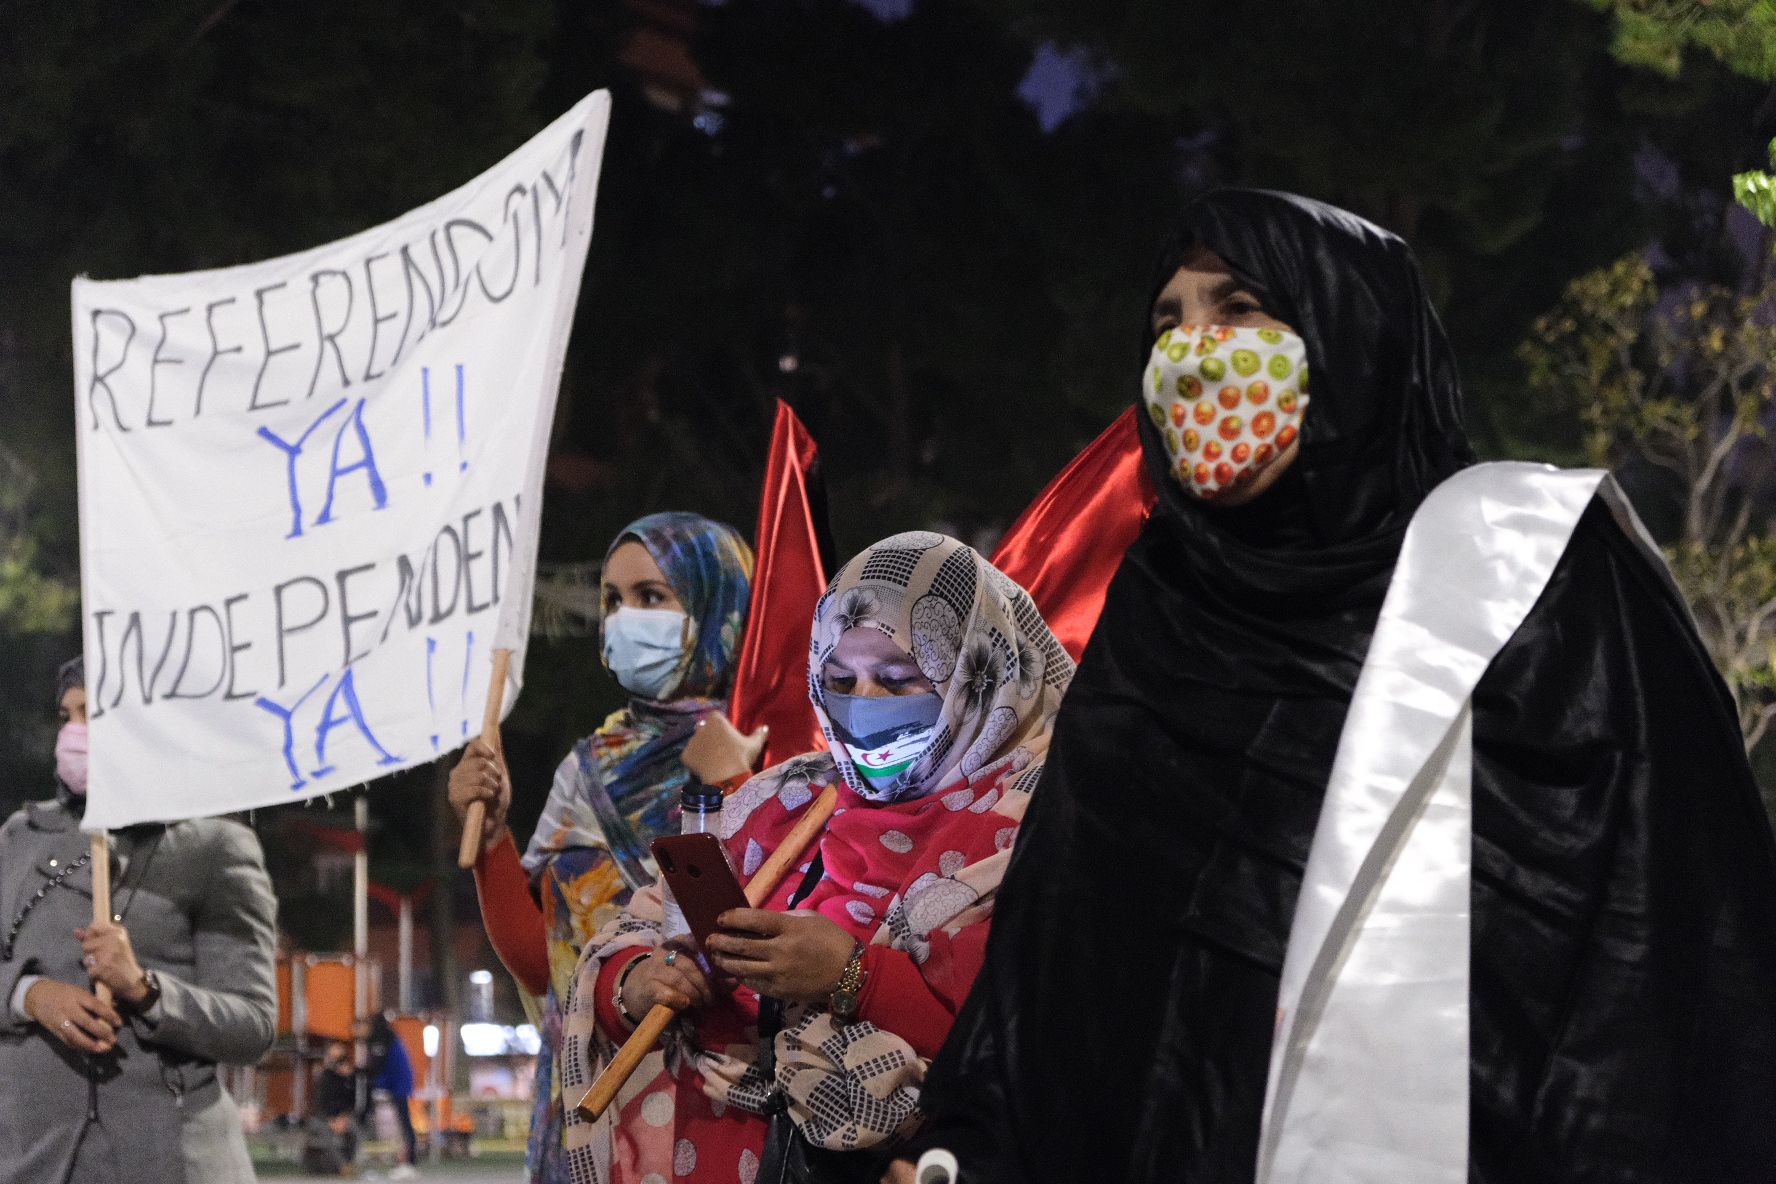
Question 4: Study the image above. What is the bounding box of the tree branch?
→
[1744,700,1776,755]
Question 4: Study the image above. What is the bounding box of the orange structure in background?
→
[303,956,360,1042]
[241,947,520,1161]
[255,950,469,1153]
[276,958,294,1034]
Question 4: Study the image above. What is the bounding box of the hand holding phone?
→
[702,907,860,1004]
[652,832,858,1004]
[651,833,750,953]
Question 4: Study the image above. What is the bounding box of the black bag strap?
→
[757,849,827,1184]
[759,846,827,1055]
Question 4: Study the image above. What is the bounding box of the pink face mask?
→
[1143,324,1311,499]
[55,722,88,796]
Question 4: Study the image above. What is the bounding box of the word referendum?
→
[82,130,585,433]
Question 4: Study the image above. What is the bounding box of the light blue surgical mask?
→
[603,607,690,700]
[824,691,944,799]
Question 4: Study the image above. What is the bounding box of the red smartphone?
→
[651,832,750,952]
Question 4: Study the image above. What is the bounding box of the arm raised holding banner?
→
[457,648,512,869]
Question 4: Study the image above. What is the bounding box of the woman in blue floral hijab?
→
[451,510,752,1184]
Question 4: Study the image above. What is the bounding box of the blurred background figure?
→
[311,1039,360,1177]
[358,1011,421,1179]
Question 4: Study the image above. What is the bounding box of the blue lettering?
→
[315,399,389,526]
[311,668,402,777]
[257,398,347,538]
[454,364,468,472]
[254,674,329,790]
[459,629,476,741]
[426,636,439,751]
[421,367,434,487]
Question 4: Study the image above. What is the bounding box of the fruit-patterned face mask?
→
[1142,324,1310,499]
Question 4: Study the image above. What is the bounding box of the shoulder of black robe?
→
[915,494,1776,1184]
[1470,498,1776,1181]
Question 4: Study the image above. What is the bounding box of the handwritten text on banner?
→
[72,92,611,828]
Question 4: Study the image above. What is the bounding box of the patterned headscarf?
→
[808,531,1074,800]
[524,513,753,880]
[605,511,753,701]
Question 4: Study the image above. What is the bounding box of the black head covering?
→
[55,655,84,703]
[1134,189,1473,695]
[1145,190,1472,535]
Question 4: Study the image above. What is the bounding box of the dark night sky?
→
[846,0,1090,129]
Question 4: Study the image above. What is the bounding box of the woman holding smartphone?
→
[556,531,1075,1184]
[449,510,754,1184]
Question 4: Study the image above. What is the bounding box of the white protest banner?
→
[72,91,611,829]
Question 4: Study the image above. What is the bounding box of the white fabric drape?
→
[1256,462,1616,1183]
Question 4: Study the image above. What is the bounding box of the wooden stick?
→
[578,1003,674,1120]
[741,786,841,911]
[90,832,112,1004]
[457,649,513,869]
[575,785,841,1122]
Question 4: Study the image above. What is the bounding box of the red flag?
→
[727,400,830,769]
[991,408,1154,661]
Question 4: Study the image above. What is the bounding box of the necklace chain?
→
[2,829,168,963]
[1,850,92,962]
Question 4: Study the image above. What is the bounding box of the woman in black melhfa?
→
[906,190,1776,1183]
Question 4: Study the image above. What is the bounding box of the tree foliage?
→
[1583,0,1776,81]
[1576,1,1776,237]
[0,445,77,636]
[1521,256,1776,750]
[1736,139,1776,235]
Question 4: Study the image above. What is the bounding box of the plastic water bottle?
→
[680,780,724,835]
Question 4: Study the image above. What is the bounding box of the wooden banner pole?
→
[457,648,513,869]
[575,784,842,1122]
[90,832,112,1004]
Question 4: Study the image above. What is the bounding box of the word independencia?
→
[86,495,522,718]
